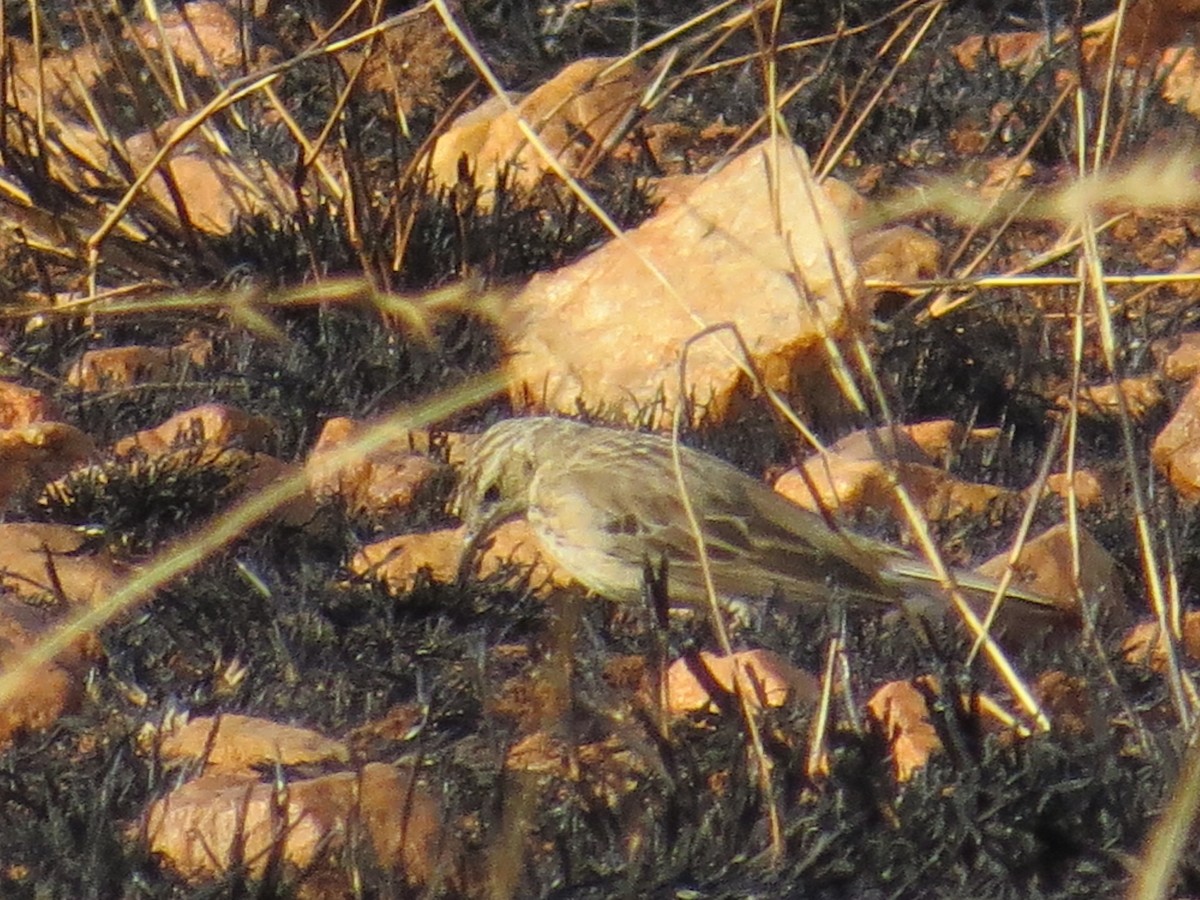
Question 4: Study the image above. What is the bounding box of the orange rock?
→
[505,729,631,766]
[167,154,289,234]
[1035,671,1093,736]
[0,594,102,748]
[949,115,989,156]
[831,419,998,466]
[143,763,454,889]
[0,381,60,427]
[602,653,650,698]
[503,732,648,808]
[66,338,208,393]
[471,519,577,591]
[1160,46,1200,116]
[1153,377,1200,500]
[160,715,349,774]
[125,0,245,77]
[951,32,1049,72]
[902,422,998,465]
[346,704,426,756]
[0,421,94,465]
[975,523,1126,629]
[350,528,462,591]
[429,57,644,197]
[1058,375,1164,420]
[350,522,575,597]
[868,676,1045,779]
[505,731,577,775]
[67,345,173,391]
[1040,470,1107,509]
[31,107,287,235]
[306,416,447,521]
[175,331,214,367]
[0,422,94,510]
[113,403,273,459]
[1122,611,1200,672]
[488,664,572,731]
[775,455,1014,524]
[502,137,866,429]
[635,121,735,175]
[663,649,818,716]
[1152,330,1200,382]
[0,523,127,606]
[827,177,968,319]
[821,173,944,284]
[853,224,942,285]
[312,415,367,448]
[6,37,106,113]
[166,153,289,235]
[37,118,124,192]
[823,425,933,464]
[867,678,944,782]
[975,156,1036,199]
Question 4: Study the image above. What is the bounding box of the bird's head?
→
[450,417,567,582]
[451,419,543,526]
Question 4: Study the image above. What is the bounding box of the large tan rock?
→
[0,523,128,606]
[1056,375,1164,420]
[429,57,644,195]
[0,422,95,510]
[1153,330,1200,382]
[867,678,944,782]
[350,521,575,598]
[774,424,1017,524]
[501,138,866,428]
[125,0,248,78]
[159,715,349,775]
[1123,610,1200,672]
[144,763,455,889]
[113,403,273,459]
[306,416,447,522]
[975,523,1126,629]
[1153,377,1200,500]
[0,381,61,427]
[0,593,102,748]
[129,124,295,235]
[67,346,174,391]
[664,649,818,716]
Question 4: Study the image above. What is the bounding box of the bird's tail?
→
[881,556,1067,621]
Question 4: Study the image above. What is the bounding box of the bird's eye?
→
[483,484,501,505]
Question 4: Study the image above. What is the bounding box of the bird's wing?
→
[728,471,903,605]
[528,437,901,608]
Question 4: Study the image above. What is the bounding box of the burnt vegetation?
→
[0,0,1194,896]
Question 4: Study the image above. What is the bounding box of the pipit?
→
[451,417,1062,623]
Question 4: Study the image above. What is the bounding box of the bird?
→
[450,416,1064,625]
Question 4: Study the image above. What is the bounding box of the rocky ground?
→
[2,0,1200,896]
